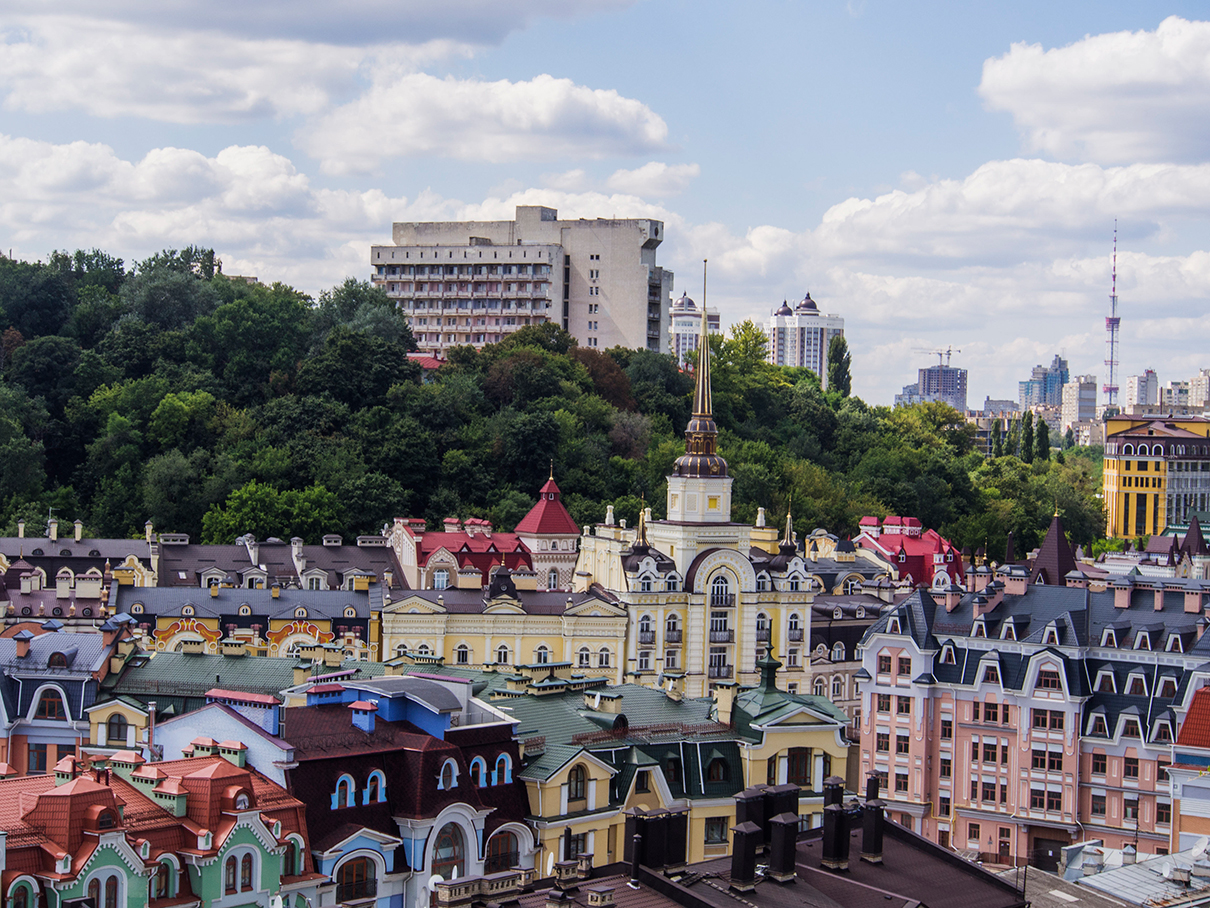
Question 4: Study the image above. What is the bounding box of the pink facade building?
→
[856,515,1210,870]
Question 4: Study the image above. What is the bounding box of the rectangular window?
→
[939,758,951,779]
[968,823,980,843]
[897,696,911,715]
[1032,749,1047,770]
[1124,757,1139,779]
[1001,743,1009,766]
[896,734,910,755]
[973,701,981,721]
[939,796,950,815]
[878,654,892,673]
[1157,802,1172,824]
[1049,711,1064,731]
[972,741,980,762]
[895,772,908,793]
[705,816,728,844]
[1002,706,1011,725]
[983,742,997,764]
[636,771,650,792]
[984,703,999,723]
[940,718,953,740]
[982,781,996,802]
[1092,752,1107,775]
[1000,783,1007,805]
[877,694,891,713]
[1091,794,1106,816]
[897,656,911,675]
[1048,752,1062,772]
[1030,789,1045,810]
[1032,709,1048,730]
[1158,760,1171,782]
[970,780,978,800]
[1123,797,1138,820]
[1047,790,1063,811]
[28,743,47,774]
[1037,669,1062,690]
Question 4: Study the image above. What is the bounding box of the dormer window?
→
[1127,675,1147,696]
[1089,715,1108,736]
[665,575,681,592]
[182,605,194,616]
[639,577,652,593]
[294,607,307,619]
[1043,625,1059,646]
[833,607,843,620]
[855,607,865,618]
[48,652,68,668]
[344,606,357,619]
[972,620,986,639]
[1122,718,1141,738]
[887,616,901,634]
[1154,721,1173,743]
[35,689,67,720]
[97,810,116,830]
[898,552,906,563]
[788,576,801,592]
[756,574,769,592]
[235,792,250,810]
[1036,669,1062,691]
[1095,671,1116,693]
[1134,631,1152,651]
[1167,634,1185,653]
[940,644,956,664]
[1159,677,1178,698]
[1101,629,1118,648]
[982,665,1000,685]
[238,604,251,616]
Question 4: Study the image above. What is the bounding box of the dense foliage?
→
[0,249,1106,556]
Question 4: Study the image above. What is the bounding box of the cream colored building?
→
[576,311,820,698]
[371,205,674,353]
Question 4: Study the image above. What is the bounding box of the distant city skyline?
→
[2,3,1209,404]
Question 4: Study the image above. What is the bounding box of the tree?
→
[1021,412,1034,464]
[826,335,852,397]
[1035,420,1051,462]
[1065,426,1075,449]
[991,418,1003,458]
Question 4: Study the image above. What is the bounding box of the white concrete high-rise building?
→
[765,293,844,387]
[668,292,719,367]
[1125,369,1159,409]
[371,206,674,353]
[1163,380,1191,410]
[1060,375,1097,430]
[1191,369,1210,408]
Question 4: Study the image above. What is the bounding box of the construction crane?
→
[911,346,961,366]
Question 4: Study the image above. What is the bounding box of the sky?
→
[2,1,1210,405]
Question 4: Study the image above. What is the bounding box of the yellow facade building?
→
[1104,416,1210,539]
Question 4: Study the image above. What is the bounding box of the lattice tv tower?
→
[1103,222,1120,409]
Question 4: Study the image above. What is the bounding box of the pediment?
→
[383,595,446,615]
[483,600,526,615]
[565,598,626,618]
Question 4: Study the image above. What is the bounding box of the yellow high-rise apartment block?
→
[1104,415,1210,539]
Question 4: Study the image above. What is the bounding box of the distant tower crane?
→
[911,346,961,366]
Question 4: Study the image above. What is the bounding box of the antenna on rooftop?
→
[1104,222,1120,409]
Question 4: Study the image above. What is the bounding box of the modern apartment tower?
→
[1019,356,1069,408]
[371,206,674,353]
[669,292,720,367]
[765,293,845,387]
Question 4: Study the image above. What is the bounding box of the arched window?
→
[34,689,66,720]
[48,652,68,668]
[666,614,679,634]
[666,575,681,592]
[239,605,251,616]
[440,759,457,790]
[535,645,549,664]
[845,577,863,594]
[495,753,512,784]
[567,764,587,801]
[334,775,355,808]
[832,676,844,699]
[578,647,591,667]
[485,830,520,874]
[433,569,450,590]
[153,862,173,898]
[756,574,769,592]
[416,643,431,657]
[756,613,768,631]
[788,576,801,592]
[831,642,845,661]
[336,857,374,903]
[707,759,728,782]
[234,792,250,810]
[833,607,843,620]
[598,648,611,668]
[788,613,801,631]
[225,857,238,893]
[97,810,116,830]
[496,645,510,665]
[89,879,100,906]
[548,568,559,589]
[105,876,118,908]
[455,644,469,664]
[711,575,731,607]
[814,677,826,697]
[107,713,128,744]
[240,854,253,891]
[639,576,652,592]
[432,823,465,881]
[366,771,384,803]
[13,886,30,908]
[639,615,652,634]
[470,757,487,787]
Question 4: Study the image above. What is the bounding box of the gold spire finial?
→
[549,459,554,481]
[783,495,794,545]
[638,494,648,546]
[692,260,712,418]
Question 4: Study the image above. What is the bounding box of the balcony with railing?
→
[708,664,735,679]
[788,628,804,642]
[337,878,377,904]
[638,631,656,646]
[756,628,770,643]
[710,593,736,608]
[665,630,682,644]
[709,629,734,644]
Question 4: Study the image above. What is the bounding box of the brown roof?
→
[1030,514,1077,586]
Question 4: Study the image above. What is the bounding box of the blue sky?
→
[2,1,1209,405]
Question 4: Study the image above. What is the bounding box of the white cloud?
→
[299,72,670,174]
[606,162,699,197]
[980,16,1210,164]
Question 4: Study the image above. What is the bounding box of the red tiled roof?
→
[416,530,533,575]
[207,688,279,706]
[514,478,580,536]
[1178,687,1210,748]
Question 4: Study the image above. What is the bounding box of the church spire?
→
[670,262,727,479]
[692,307,713,418]
[782,497,794,547]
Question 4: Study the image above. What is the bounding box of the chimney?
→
[74,520,82,542]
[1114,579,1134,609]
[628,832,642,887]
[861,775,886,864]
[1186,586,1204,614]
[1155,587,1165,612]
[665,808,688,871]
[271,583,280,599]
[350,701,377,734]
[734,787,767,837]
[767,812,799,883]
[1122,844,1136,865]
[820,803,850,871]
[585,886,614,908]
[713,683,735,726]
[945,584,963,613]
[210,583,219,598]
[145,521,154,543]
[48,518,58,541]
[17,519,24,538]
[642,810,667,870]
[823,775,845,808]
[14,630,33,658]
[729,821,762,893]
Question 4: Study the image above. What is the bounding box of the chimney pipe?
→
[767,813,799,883]
[861,798,886,864]
[729,822,762,893]
[74,520,82,542]
[821,804,850,871]
[628,833,642,888]
[823,775,844,808]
